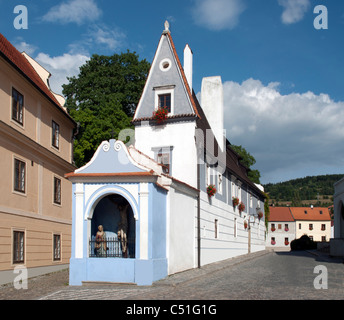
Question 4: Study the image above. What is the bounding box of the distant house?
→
[291,207,332,242]
[0,33,76,285]
[266,207,295,250]
[67,22,266,286]
[331,178,344,257]
[266,206,332,251]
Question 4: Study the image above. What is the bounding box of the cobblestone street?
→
[1,250,343,301]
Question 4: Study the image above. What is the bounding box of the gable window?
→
[13,231,25,264]
[53,234,61,261]
[52,121,60,149]
[158,94,171,113]
[54,177,61,205]
[154,86,174,115]
[14,158,25,193]
[12,88,24,125]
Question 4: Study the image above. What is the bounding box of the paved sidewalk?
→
[0,250,271,300]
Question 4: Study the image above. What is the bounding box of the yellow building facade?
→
[0,33,76,284]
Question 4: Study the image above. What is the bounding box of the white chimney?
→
[183,44,193,92]
[201,76,225,152]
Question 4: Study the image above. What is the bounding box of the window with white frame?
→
[52,120,60,149]
[154,86,174,115]
[14,158,26,193]
[13,230,25,264]
[53,234,61,261]
[12,88,24,125]
[153,146,173,175]
[53,177,61,205]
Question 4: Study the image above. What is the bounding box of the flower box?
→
[244,221,248,229]
[238,202,245,214]
[152,107,168,124]
[285,241,290,246]
[232,197,239,208]
[271,226,276,232]
[207,184,217,198]
[271,240,276,245]
[258,211,263,220]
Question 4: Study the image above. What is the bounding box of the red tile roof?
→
[165,32,200,119]
[290,207,331,221]
[269,207,294,222]
[0,33,75,124]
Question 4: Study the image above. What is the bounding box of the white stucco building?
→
[68,22,266,286]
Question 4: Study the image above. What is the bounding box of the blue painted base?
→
[69,257,168,286]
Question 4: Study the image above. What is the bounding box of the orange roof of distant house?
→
[269,207,294,222]
[290,207,331,221]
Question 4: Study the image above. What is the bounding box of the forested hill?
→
[263,174,343,205]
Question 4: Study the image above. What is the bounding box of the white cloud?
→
[14,39,38,56]
[35,52,89,95]
[191,0,246,30]
[67,24,126,54]
[278,0,311,24]
[42,0,102,25]
[89,25,126,51]
[222,79,344,183]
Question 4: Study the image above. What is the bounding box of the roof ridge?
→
[165,32,201,119]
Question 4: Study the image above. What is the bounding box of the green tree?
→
[231,145,261,184]
[63,51,150,167]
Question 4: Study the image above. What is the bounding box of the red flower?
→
[152,107,168,124]
[207,185,217,197]
[238,202,245,213]
[258,212,263,220]
[232,197,239,207]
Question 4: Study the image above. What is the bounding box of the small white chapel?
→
[67,21,266,286]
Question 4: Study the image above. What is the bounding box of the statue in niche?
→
[95,225,107,257]
[117,203,129,258]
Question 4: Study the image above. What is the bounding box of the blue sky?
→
[1,0,344,184]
